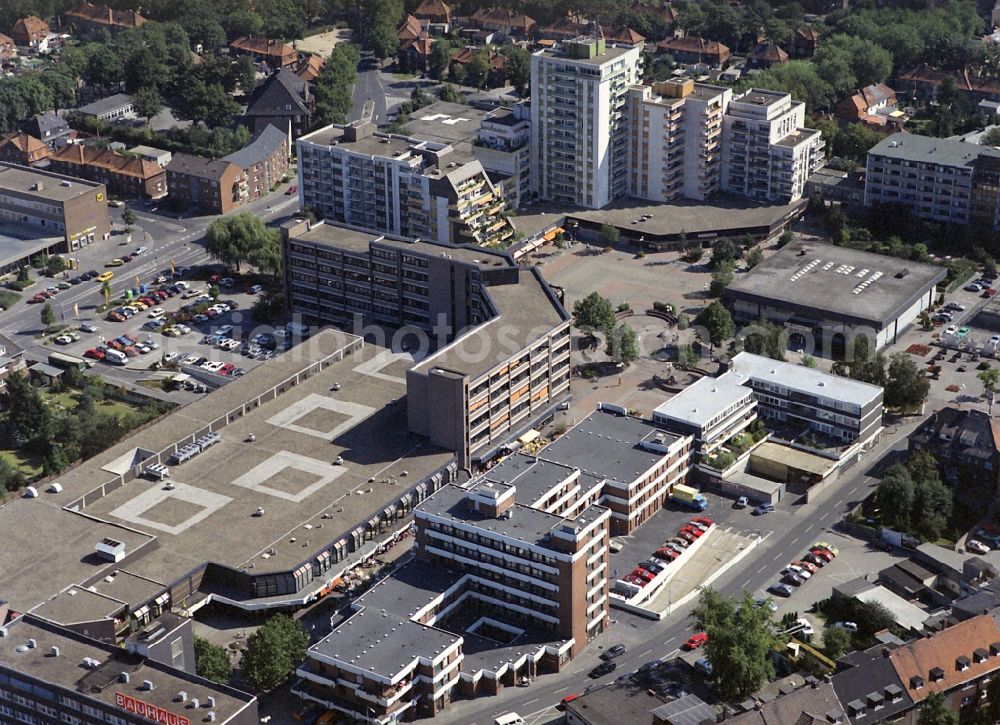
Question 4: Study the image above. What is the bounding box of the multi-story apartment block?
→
[728,352,884,446]
[49,145,166,200]
[864,133,1000,227]
[0,614,257,725]
[473,104,532,209]
[0,163,110,249]
[722,88,823,203]
[165,154,244,214]
[627,80,731,202]
[221,124,290,203]
[295,482,610,723]
[298,120,514,247]
[530,36,642,208]
[281,219,572,467]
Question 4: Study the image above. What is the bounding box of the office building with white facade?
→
[652,373,758,455]
[530,36,642,209]
[721,88,824,203]
[627,80,732,202]
[297,120,514,247]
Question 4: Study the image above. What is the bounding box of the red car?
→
[285,184,298,195]
[654,547,679,561]
[692,517,714,527]
[684,632,709,650]
[810,548,835,563]
[84,348,105,360]
[623,575,647,588]
[676,531,697,544]
[631,568,656,583]
[28,294,46,304]
[679,526,704,538]
[219,363,236,375]
[793,560,819,574]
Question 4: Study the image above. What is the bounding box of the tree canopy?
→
[240,614,309,692]
[696,301,736,346]
[193,635,232,685]
[572,292,617,335]
[206,214,280,273]
[606,322,640,365]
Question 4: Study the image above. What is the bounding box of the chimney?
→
[120,672,130,683]
[882,647,891,658]
[26,639,36,649]
[189,698,199,709]
[206,696,216,708]
[142,679,154,691]
[50,646,60,657]
[207,713,216,723]
[178,691,187,702]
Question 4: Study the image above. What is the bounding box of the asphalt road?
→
[3,186,301,393]
[350,65,389,124]
[431,423,921,725]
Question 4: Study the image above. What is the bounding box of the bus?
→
[48,352,87,371]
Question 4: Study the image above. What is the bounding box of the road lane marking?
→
[554,686,570,695]
[640,648,654,657]
[523,698,539,706]
[757,565,767,573]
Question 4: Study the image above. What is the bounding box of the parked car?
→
[693,658,713,676]
[734,496,749,509]
[812,542,839,556]
[967,539,991,555]
[589,661,617,679]
[781,572,804,587]
[832,621,858,632]
[80,323,98,333]
[250,284,264,294]
[753,503,775,516]
[105,258,125,267]
[96,271,114,282]
[809,547,835,563]
[768,583,794,597]
[601,644,627,661]
[640,560,665,575]
[684,633,709,651]
[654,547,679,561]
[792,560,819,574]
[631,568,656,583]
[966,283,984,292]
[753,596,778,612]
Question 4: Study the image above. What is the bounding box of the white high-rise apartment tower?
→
[530,35,642,209]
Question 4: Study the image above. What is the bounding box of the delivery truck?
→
[671,483,708,511]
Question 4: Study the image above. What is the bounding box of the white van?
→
[494,714,525,725]
[104,349,127,365]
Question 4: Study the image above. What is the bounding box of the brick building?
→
[49,145,166,199]
[165,153,243,214]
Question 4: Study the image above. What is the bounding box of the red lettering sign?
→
[114,692,191,725]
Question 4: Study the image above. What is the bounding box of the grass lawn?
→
[0,290,20,309]
[0,449,42,479]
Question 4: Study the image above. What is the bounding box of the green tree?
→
[206,214,273,272]
[919,692,958,725]
[132,87,164,125]
[465,50,491,89]
[121,208,137,228]
[802,354,817,368]
[313,43,360,126]
[740,319,786,361]
[832,123,883,161]
[41,302,56,329]
[600,223,620,245]
[822,624,852,659]
[606,322,639,366]
[875,464,915,533]
[501,46,531,96]
[194,635,232,684]
[778,231,794,248]
[978,368,999,398]
[692,589,782,700]
[710,238,741,269]
[709,260,735,297]
[745,247,764,269]
[240,614,309,692]
[46,255,66,276]
[912,476,952,542]
[676,344,699,368]
[4,372,50,443]
[695,301,735,347]
[885,353,930,412]
[439,83,460,103]
[572,292,616,335]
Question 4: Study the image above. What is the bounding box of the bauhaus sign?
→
[114,692,191,725]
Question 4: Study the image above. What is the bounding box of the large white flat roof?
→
[652,373,753,428]
[729,352,882,408]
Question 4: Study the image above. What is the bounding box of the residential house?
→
[229,36,297,69]
[296,55,324,83]
[48,144,166,199]
[22,112,71,148]
[450,46,508,86]
[794,27,821,58]
[898,64,1000,103]
[399,34,434,72]
[127,146,172,167]
[221,124,289,203]
[657,36,731,65]
[165,153,243,214]
[244,68,314,139]
[397,14,423,44]
[76,93,134,122]
[0,132,50,166]
[0,354,27,395]
[628,1,679,33]
[540,14,589,41]
[604,26,646,47]
[64,2,146,36]
[834,82,904,130]
[413,0,452,33]
[0,33,16,66]
[908,407,1000,502]
[725,680,845,725]
[747,41,789,69]
[10,16,49,49]
[468,8,537,38]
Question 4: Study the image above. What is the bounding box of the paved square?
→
[229,451,347,502]
[109,483,232,536]
[266,393,376,440]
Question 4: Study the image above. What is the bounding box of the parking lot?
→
[37,266,285,386]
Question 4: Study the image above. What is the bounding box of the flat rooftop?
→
[417,481,607,548]
[730,351,883,408]
[0,162,103,201]
[0,227,64,268]
[869,133,1000,167]
[0,615,255,721]
[565,681,668,724]
[77,93,133,116]
[540,41,638,66]
[402,102,489,147]
[0,331,455,614]
[484,453,577,506]
[775,128,820,148]
[411,267,567,379]
[725,239,947,327]
[536,409,683,485]
[735,88,787,107]
[653,373,754,429]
